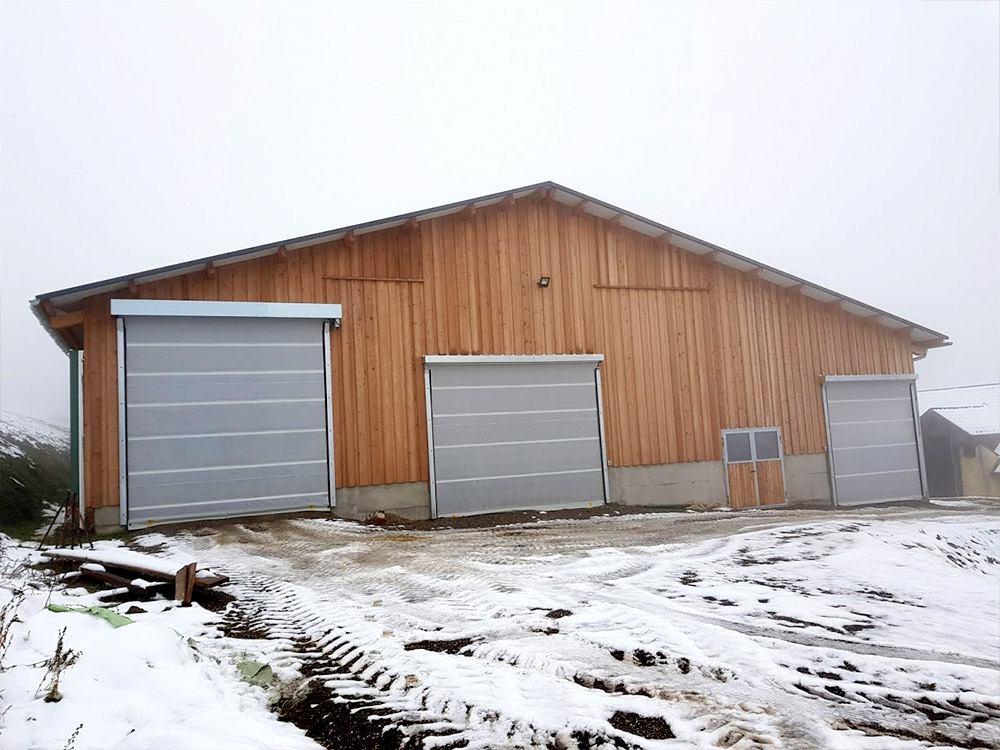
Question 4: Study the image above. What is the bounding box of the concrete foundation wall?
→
[609,452,832,508]
[783,453,832,504]
[96,452,831,531]
[92,505,121,534]
[335,482,431,521]
[608,461,727,507]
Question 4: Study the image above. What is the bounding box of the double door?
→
[722,427,787,508]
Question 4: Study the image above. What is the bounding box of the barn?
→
[31,182,948,530]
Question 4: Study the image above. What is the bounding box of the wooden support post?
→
[499,195,516,211]
[572,198,589,215]
[174,562,197,606]
[404,217,420,234]
[460,204,477,221]
[342,231,356,247]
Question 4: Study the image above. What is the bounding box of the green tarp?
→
[46,604,134,628]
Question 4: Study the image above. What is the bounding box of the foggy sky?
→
[2,1,998,427]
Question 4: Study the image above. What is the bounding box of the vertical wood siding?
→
[79,200,914,508]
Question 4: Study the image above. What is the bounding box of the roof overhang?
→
[30,180,949,352]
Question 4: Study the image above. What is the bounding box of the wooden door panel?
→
[727,463,757,508]
[756,460,785,505]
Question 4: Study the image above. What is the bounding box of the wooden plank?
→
[727,463,757,509]
[592,284,710,292]
[756,460,786,506]
[323,275,424,283]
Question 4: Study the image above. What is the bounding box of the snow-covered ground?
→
[0,411,68,458]
[2,504,998,749]
[0,539,319,750]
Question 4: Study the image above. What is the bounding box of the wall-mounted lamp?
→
[538,276,551,288]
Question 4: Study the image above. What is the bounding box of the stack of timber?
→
[41,548,229,606]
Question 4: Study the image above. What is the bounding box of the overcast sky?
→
[2,1,997,427]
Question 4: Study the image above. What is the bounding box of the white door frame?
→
[821,374,927,507]
[422,354,608,520]
[113,299,343,527]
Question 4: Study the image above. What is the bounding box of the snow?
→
[40,547,196,578]
[149,507,1000,749]
[0,411,69,453]
[919,383,1000,436]
[4,508,999,749]
[0,539,319,750]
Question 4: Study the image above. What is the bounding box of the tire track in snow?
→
[152,509,1000,749]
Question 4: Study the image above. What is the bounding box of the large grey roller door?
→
[121,315,333,528]
[823,375,926,506]
[425,356,607,518]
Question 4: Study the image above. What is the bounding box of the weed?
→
[62,723,84,750]
[37,626,80,703]
[0,590,25,672]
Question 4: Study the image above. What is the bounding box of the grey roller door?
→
[426,357,607,517]
[122,316,332,528]
[823,376,925,506]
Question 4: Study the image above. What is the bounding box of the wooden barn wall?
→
[79,200,914,508]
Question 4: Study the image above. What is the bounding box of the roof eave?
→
[30,298,72,355]
[31,179,949,347]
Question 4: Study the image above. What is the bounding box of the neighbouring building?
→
[919,384,1000,498]
[31,182,948,530]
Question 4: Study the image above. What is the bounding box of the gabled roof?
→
[31,181,948,353]
[919,383,1000,437]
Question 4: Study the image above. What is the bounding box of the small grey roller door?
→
[123,316,331,528]
[824,377,925,505]
[427,359,606,517]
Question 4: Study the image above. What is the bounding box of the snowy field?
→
[2,503,999,749]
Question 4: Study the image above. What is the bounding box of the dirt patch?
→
[608,710,674,740]
[196,587,236,613]
[370,503,688,531]
[839,718,989,750]
[546,608,572,619]
[404,638,474,655]
[275,680,407,750]
[679,570,700,586]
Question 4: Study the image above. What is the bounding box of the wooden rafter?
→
[50,310,84,330]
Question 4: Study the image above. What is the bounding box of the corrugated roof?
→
[30,181,949,353]
[919,383,1000,436]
